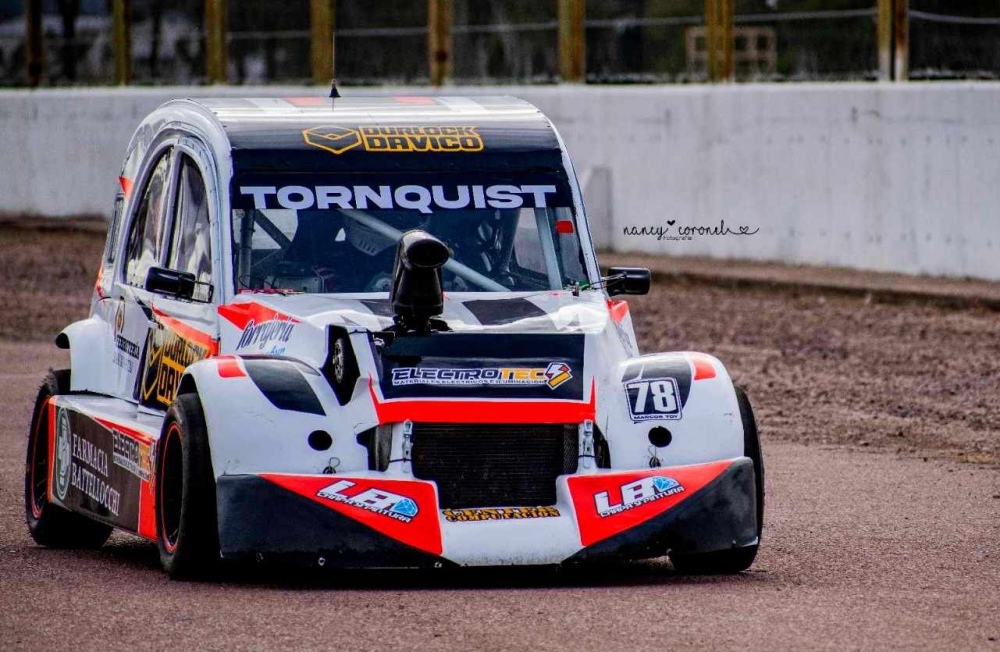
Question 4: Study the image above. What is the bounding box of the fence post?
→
[205,0,228,84]
[558,0,585,82]
[720,0,734,81]
[877,0,892,80]
[428,0,452,86]
[310,0,335,85]
[113,0,131,85]
[893,0,908,81]
[705,0,719,82]
[25,0,43,87]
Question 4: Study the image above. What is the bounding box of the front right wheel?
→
[156,393,220,579]
[669,385,764,574]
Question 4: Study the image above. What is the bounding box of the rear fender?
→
[57,317,108,393]
[603,352,744,468]
[181,356,373,479]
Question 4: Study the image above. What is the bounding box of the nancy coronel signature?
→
[622,220,760,241]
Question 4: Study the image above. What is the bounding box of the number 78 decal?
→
[624,377,682,421]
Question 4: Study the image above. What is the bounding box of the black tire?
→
[156,393,220,579]
[24,369,113,549]
[669,385,764,574]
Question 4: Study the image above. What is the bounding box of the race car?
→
[25,95,763,578]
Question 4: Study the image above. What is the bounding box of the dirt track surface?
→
[1,226,999,650]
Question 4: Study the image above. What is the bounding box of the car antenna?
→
[329,79,340,106]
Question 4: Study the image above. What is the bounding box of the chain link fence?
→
[1,1,998,87]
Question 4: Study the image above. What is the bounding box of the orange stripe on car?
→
[152,307,219,355]
[607,299,630,324]
[689,353,717,380]
[217,302,300,331]
[215,356,247,378]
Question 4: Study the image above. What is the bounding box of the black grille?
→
[410,423,578,509]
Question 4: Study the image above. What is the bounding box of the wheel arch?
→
[56,318,106,393]
[603,351,745,468]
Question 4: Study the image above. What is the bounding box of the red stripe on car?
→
[215,356,246,378]
[152,307,220,355]
[118,176,133,198]
[217,302,300,331]
[607,299,630,324]
[689,353,717,380]
[368,378,597,425]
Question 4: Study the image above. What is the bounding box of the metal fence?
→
[4,1,1000,87]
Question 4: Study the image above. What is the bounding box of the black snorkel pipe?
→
[390,229,451,334]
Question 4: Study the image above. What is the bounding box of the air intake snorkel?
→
[390,229,451,334]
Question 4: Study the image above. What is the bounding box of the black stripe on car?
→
[242,358,326,415]
[620,356,692,408]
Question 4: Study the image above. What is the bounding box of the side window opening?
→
[124,150,172,287]
[166,156,213,302]
[104,194,124,263]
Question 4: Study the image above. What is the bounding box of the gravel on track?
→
[1,225,998,651]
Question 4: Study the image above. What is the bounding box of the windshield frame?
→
[225,169,600,296]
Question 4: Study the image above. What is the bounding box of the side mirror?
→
[145,266,196,300]
[606,267,651,296]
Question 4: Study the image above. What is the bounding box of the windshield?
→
[230,173,588,293]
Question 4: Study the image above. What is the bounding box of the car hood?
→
[218,290,617,366]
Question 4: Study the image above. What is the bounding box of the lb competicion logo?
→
[54,407,72,501]
[303,125,484,155]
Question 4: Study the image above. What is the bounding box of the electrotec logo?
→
[111,430,153,481]
[316,480,420,523]
[391,361,572,390]
[303,125,484,155]
[594,475,685,518]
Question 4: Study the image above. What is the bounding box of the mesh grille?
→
[411,423,578,509]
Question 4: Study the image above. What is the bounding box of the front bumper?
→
[215,457,758,568]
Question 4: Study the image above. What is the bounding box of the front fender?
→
[181,356,373,479]
[602,352,744,469]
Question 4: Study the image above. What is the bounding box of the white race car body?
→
[41,96,759,569]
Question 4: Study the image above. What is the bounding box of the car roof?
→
[184,95,564,173]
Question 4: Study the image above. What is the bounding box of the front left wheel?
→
[669,385,764,574]
[156,392,220,579]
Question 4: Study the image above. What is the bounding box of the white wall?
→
[1,83,997,281]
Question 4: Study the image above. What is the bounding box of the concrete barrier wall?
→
[1,83,997,281]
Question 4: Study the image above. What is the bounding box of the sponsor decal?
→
[443,506,560,522]
[236,317,296,352]
[569,463,730,547]
[391,361,572,390]
[317,479,420,524]
[594,475,684,518]
[303,125,484,155]
[54,407,72,501]
[238,183,558,215]
[54,409,149,527]
[141,324,212,410]
[624,377,683,421]
[112,430,153,481]
[111,301,141,373]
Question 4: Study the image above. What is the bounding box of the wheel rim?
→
[29,398,51,519]
[159,424,183,553]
